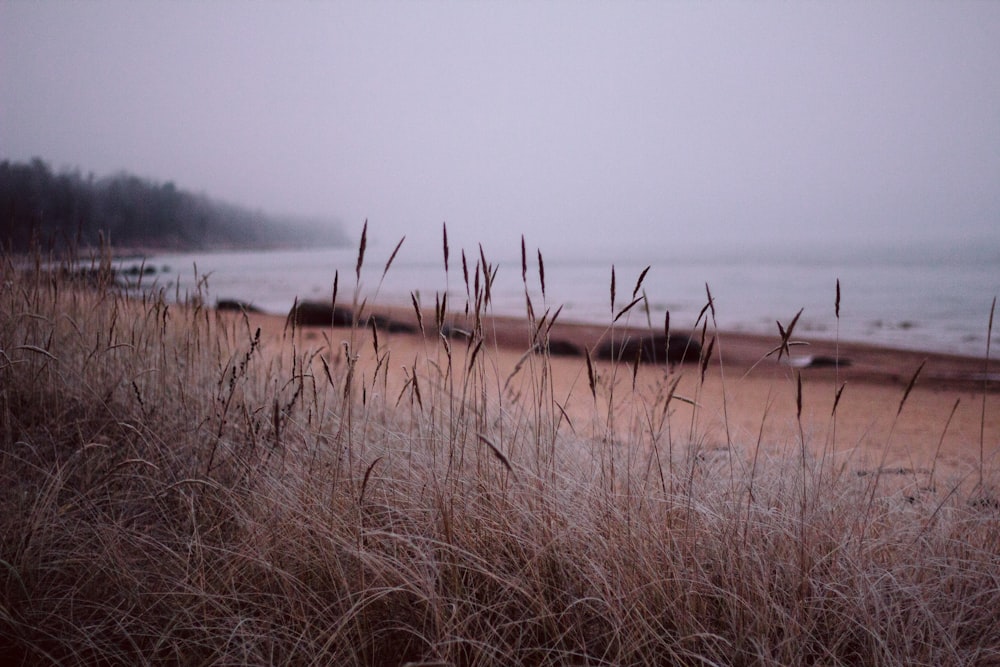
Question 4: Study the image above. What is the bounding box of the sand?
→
[234,304,999,486]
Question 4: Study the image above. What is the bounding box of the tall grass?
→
[1,238,998,666]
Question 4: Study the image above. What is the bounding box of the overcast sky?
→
[2,1,998,258]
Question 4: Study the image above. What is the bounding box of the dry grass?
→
[1,238,998,666]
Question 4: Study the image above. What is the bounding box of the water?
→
[129,239,999,359]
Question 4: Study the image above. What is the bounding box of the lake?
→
[129,238,998,359]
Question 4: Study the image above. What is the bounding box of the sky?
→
[2,1,999,259]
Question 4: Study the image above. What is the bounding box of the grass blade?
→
[355,220,367,282]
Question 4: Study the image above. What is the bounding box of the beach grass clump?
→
[1,242,998,666]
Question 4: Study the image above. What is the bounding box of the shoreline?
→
[246,301,997,391]
[230,304,999,485]
[101,241,997,359]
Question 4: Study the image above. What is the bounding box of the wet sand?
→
[235,305,999,485]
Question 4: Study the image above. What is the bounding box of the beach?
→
[243,304,999,486]
[6,264,1000,664]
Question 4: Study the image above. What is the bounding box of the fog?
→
[2,1,998,258]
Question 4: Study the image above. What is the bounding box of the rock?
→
[287,301,355,327]
[787,355,853,369]
[806,355,852,368]
[539,339,583,357]
[122,264,156,276]
[595,334,701,365]
[368,314,417,334]
[440,323,472,339]
[287,302,417,333]
[216,299,262,313]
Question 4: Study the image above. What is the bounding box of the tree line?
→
[0,158,345,252]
